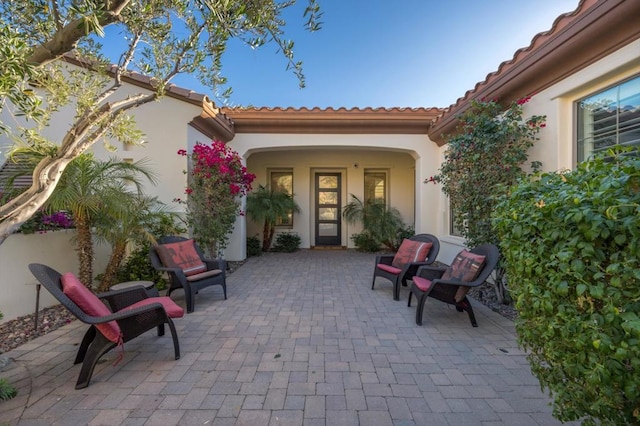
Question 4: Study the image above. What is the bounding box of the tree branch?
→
[27,0,131,66]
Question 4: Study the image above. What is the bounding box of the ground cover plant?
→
[493,150,640,424]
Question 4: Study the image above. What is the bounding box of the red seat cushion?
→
[61,273,122,344]
[377,264,402,275]
[185,269,222,282]
[392,239,433,269]
[124,297,184,318]
[156,239,207,276]
[413,276,432,292]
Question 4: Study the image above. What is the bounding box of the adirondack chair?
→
[28,263,183,389]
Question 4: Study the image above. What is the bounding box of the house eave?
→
[223,107,442,135]
[189,99,235,142]
[429,0,640,146]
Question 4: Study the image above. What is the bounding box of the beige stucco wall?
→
[89,90,202,209]
[0,68,199,322]
[0,231,110,321]
[434,39,640,264]
[523,39,640,173]
[227,133,442,253]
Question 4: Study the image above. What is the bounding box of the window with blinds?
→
[577,75,640,162]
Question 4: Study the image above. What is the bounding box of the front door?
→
[315,173,341,246]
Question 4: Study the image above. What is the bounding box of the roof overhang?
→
[189,99,235,142]
[222,107,442,135]
[429,0,640,145]
[62,55,235,142]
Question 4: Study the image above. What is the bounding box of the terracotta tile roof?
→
[222,106,442,135]
[63,55,235,141]
[429,0,640,145]
[190,98,235,142]
[20,0,639,149]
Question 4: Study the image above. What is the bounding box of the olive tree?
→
[0,0,322,244]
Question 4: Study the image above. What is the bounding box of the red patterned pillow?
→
[61,273,122,344]
[392,239,433,269]
[156,239,207,276]
[441,250,486,282]
[441,250,486,302]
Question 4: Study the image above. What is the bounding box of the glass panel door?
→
[315,173,341,245]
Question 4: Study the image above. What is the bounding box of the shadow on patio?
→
[0,250,577,425]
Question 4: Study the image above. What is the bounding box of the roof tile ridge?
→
[202,96,233,125]
[432,0,591,126]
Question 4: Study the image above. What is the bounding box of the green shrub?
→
[342,195,406,251]
[272,232,301,252]
[0,378,17,401]
[115,246,168,291]
[351,232,381,252]
[493,151,640,425]
[434,98,545,304]
[392,225,415,251]
[247,235,261,257]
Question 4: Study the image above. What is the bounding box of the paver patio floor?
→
[0,249,578,425]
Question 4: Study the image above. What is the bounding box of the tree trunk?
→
[492,267,508,305]
[262,221,271,252]
[99,240,127,292]
[0,85,157,247]
[74,215,94,288]
[266,226,275,252]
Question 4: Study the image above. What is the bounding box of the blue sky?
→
[172,0,580,109]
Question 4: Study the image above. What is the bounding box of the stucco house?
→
[0,0,638,321]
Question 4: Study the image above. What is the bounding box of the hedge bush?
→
[493,151,640,424]
[272,232,301,252]
[350,232,381,252]
[247,235,261,257]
